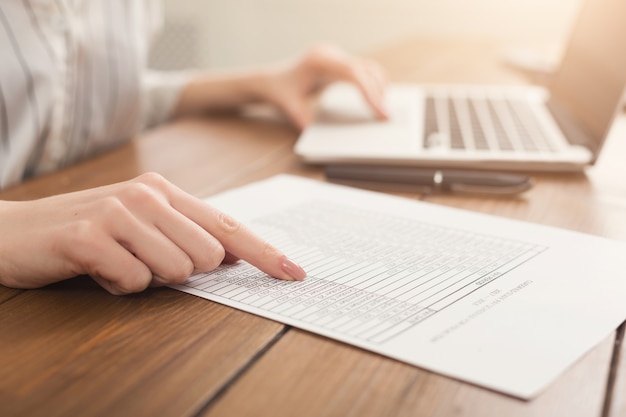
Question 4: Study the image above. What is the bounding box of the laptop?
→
[295,0,626,172]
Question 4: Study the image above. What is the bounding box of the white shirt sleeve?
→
[137,0,194,131]
[140,69,193,130]
[0,0,197,189]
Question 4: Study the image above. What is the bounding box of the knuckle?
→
[215,210,242,235]
[181,257,196,280]
[121,174,170,205]
[205,243,226,271]
[260,240,280,259]
[152,254,194,286]
[155,253,197,286]
[308,43,335,57]
[122,182,161,206]
[193,239,225,272]
[168,258,195,284]
[86,255,151,295]
[99,195,130,218]
[136,172,168,187]
[302,43,336,66]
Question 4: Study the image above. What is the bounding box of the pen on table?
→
[324,165,533,196]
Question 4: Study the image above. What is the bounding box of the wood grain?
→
[0,278,284,417]
[201,329,614,417]
[0,286,22,304]
[0,115,299,201]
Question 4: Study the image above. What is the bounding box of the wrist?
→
[174,66,279,117]
[0,200,26,288]
[234,66,280,104]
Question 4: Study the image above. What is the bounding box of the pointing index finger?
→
[209,207,306,281]
[169,184,306,281]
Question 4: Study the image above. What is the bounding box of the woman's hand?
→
[260,44,389,129]
[0,173,306,295]
[174,44,388,129]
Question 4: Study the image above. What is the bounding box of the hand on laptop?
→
[174,44,389,130]
[261,44,390,129]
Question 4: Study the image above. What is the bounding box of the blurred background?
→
[150,0,583,72]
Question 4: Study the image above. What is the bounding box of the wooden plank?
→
[0,277,285,417]
[134,116,301,197]
[0,115,297,201]
[0,286,22,304]
[200,329,613,417]
[607,324,626,417]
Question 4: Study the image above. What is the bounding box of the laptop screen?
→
[549,0,626,160]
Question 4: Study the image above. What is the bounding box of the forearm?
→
[172,67,275,118]
[0,199,47,289]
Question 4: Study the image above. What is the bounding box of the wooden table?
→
[2,39,626,417]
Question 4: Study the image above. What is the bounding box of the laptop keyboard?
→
[424,94,556,152]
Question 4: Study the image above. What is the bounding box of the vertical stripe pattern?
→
[0,0,173,189]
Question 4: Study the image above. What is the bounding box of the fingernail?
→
[281,257,307,281]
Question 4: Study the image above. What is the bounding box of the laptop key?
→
[448,98,465,149]
[468,101,489,150]
[424,93,554,153]
[508,100,556,152]
[486,100,515,151]
[423,97,439,148]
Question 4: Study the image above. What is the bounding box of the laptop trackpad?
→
[295,83,423,159]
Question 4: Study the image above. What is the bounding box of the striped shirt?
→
[0,0,189,189]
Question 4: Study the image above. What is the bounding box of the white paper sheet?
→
[172,175,626,399]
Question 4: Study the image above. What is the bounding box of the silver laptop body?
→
[295,0,626,172]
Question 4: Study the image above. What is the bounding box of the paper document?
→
[173,175,626,399]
